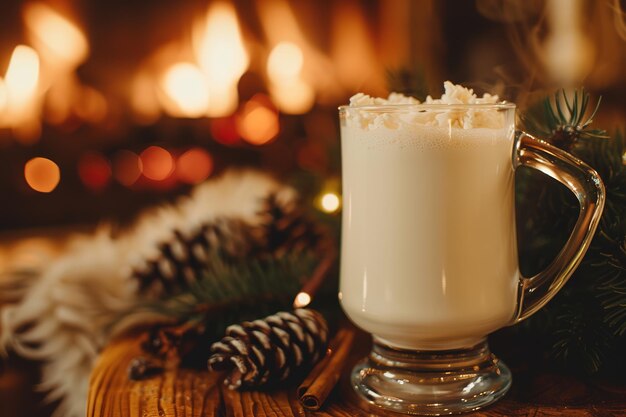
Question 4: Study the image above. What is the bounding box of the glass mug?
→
[339,103,605,415]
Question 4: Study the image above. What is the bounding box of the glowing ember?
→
[161,63,210,118]
[78,152,111,190]
[23,2,88,68]
[113,150,143,186]
[176,148,213,184]
[24,157,60,193]
[140,146,174,181]
[237,96,279,145]
[320,192,341,213]
[193,1,249,116]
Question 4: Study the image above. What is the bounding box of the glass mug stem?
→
[512,131,605,322]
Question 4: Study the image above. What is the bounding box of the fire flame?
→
[193,1,249,117]
[0,78,7,115]
[160,63,210,118]
[23,2,89,68]
[257,0,342,104]
[1,45,41,142]
[5,46,40,111]
[267,42,314,114]
[331,0,385,95]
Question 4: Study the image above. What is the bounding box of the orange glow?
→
[24,157,60,193]
[113,150,143,186]
[211,117,240,145]
[267,42,303,82]
[331,0,385,94]
[193,1,249,116]
[5,45,40,112]
[140,146,174,181]
[267,42,314,114]
[176,148,213,184]
[23,2,88,68]
[319,192,341,213]
[131,72,161,124]
[269,79,314,115]
[75,87,108,123]
[160,63,210,118]
[78,152,111,190]
[237,96,279,145]
[0,78,7,115]
[257,0,342,103]
[293,291,312,308]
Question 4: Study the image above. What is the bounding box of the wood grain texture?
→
[88,334,626,417]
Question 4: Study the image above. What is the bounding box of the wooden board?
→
[88,334,626,417]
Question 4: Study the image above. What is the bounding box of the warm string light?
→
[320,192,341,213]
[293,292,312,308]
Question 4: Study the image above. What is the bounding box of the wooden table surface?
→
[87,331,626,417]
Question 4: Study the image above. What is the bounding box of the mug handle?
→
[511,131,606,323]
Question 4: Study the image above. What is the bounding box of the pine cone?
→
[208,309,328,389]
[256,194,325,258]
[133,218,255,296]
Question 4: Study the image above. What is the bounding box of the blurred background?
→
[1,0,626,415]
[0,0,625,235]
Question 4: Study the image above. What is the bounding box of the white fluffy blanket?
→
[0,170,293,417]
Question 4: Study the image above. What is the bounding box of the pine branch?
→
[518,89,626,374]
[135,251,317,328]
[525,89,609,151]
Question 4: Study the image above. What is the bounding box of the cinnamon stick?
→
[298,328,355,411]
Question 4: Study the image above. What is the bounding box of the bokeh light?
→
[78,152,111,190]
[267,42,303,82]
[5,45,40,110]
[140,146,174,181]
[23,2,89,67]
[24,157,60,193]
[210,117,240,145]
[113,150,143,186]
[320,192,341,213]
[176,148,213,184]
[293,291,312,308]
[236,95,279,145]
[161,63,210,118]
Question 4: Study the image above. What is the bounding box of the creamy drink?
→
[340,83,518,350]
[340,82,605,415]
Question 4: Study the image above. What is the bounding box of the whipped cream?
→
[344,81,507,130]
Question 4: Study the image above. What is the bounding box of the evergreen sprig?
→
[128,250,318,343]
[525,89,609,151]
[519,88,626,374]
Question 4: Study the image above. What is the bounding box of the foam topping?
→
[345,81,506,130]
